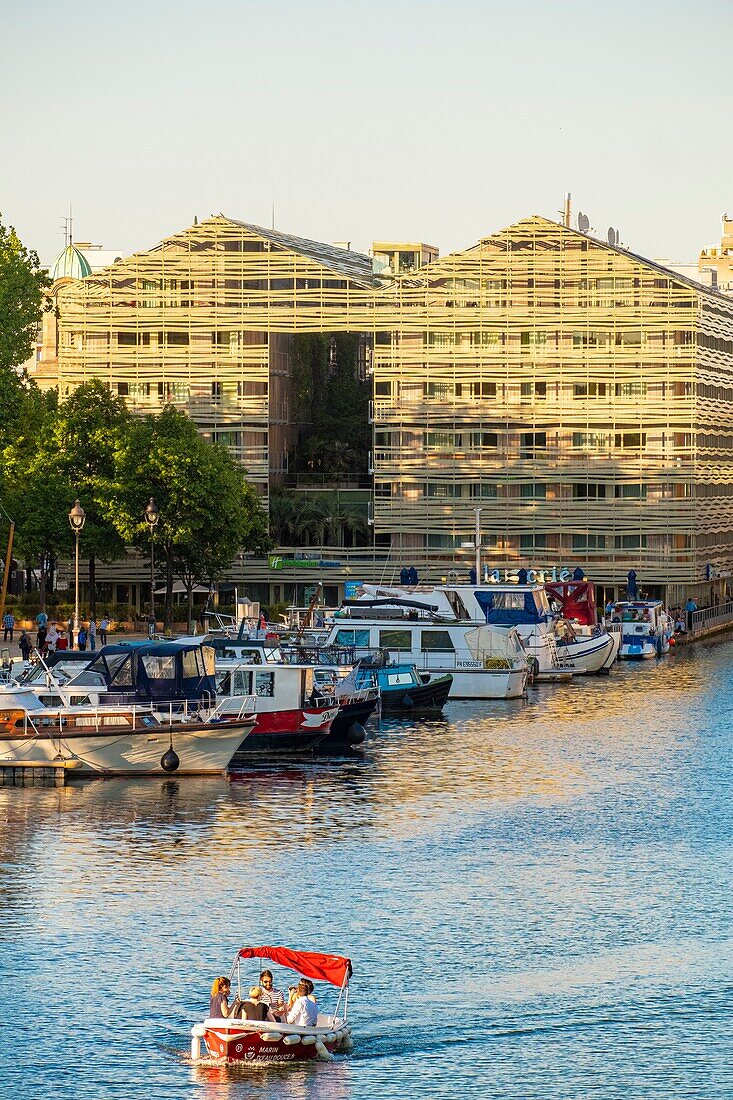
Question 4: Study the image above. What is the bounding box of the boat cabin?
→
[67,641,218,704]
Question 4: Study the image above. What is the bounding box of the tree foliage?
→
[291,333,370,474]
[0,214,49,374]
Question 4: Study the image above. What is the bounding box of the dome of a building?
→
[51,242,92,281]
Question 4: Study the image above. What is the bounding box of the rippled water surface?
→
[2,640,732,1098]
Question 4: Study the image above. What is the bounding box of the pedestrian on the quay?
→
[685,596,698,632]
[99,616,109,645]
[2,610,14,642]
[89,618,97,651]
[46,623,60,653]
[18,629,32,661]
[66,617,74,650]
[36,609,48,651]
[78,625,88,651]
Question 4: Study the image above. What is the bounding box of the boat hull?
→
[0,719,254,775]
[317,695,379,750]
[380,674,453,713]
[201,1018,351,1063]
[443,666,526,699]
[555,632,617,675]
[229,706,338,759]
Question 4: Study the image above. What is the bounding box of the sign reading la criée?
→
[268,555,341,570]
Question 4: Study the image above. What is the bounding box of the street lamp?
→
[144,497,159,633]
[68,499,86,635]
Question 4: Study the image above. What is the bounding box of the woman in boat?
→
[238,986,273,1021]
[209,976,231,1018]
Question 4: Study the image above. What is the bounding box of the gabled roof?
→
[223,216,376,288]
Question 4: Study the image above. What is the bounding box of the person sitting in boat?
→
[259,969,286,1019]
[209,976,231,1018]
[286,979,319,1027]
[238,986,274,1022]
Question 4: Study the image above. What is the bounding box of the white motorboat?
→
[607,600,672,659]
[0,641,256,775]
[322,599,528,699]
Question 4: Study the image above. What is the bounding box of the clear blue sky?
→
[3,0,732,265]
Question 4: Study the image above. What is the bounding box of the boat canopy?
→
[464,625,525,661]
[544,581,598,626]
[474,589,549,625]
[238,945,352,987]
[69,641,217,701]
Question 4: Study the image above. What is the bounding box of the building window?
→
[470,483,498,498]
[572,483,606,499]
[572,432,608,449]
[374,381,391,396]
[615,484,647,498]
[615,382,645,398]
[212,382,223,399]
[614,432,646,449]
[520,483,547,499]
[520,432,547,454]
[117,382,129,396]
[573,382,607,398]
[572,534,606,550]
[166,332,189,346]
[520,533,547,551]
[614,534,648,549]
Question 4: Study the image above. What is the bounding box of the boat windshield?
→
[475,589,550,625]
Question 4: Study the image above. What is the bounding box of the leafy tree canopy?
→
[0,214,49,374]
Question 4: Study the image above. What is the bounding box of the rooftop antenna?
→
[578,212,590,233]
[68,204,73,245]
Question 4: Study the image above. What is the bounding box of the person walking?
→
[78,624,88,652]
[66,617,74,650]
[2,610,14,642]
[99,615,109,645]
[89,618,97,651]
[18,629,32,661]
[35,610,48,651]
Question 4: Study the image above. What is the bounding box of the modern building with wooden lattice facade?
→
[49,213,733,604]
[52,216,377,494]
[370,216,733,597]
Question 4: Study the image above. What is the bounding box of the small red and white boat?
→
[191,945,353,1064]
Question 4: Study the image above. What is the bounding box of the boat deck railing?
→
[6,695,256,738]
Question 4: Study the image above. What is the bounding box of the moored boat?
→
[608,600,672,659]
[353,654,452,714]
[191,944,353,1064]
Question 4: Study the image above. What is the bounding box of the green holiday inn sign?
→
[268,555,341,570]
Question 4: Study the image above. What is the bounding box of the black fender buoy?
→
[401,694,413,708]
[161,745,180,773]
[348,722,366,745]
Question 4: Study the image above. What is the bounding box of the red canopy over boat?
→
[238,945,352,987]
[545,580,598,626]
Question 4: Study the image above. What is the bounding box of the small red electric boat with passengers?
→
[191,945,354,1064]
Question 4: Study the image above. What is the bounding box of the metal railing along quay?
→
[689,600,733,635]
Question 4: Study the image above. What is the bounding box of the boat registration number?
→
[457,661,482,668]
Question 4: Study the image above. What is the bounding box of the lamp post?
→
[144,497,159,635]
[68,500,86,636]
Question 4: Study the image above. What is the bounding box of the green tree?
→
[106,406,268,628]
[53,381,131,614]
[0,215,49,435]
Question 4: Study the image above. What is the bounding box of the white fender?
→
[315,1039,333,1061]
[325,1032,337,1044]
[342,1034,354,1050]
[282,1034,301,1046]
[190,1023,206,1061]
[301,1034,317,1046]
[259,1032,281,1042]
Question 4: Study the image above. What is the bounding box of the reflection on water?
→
[1,642,732,1098]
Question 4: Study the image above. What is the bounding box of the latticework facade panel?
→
[371,216,733,585]
[55,216,377,491]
